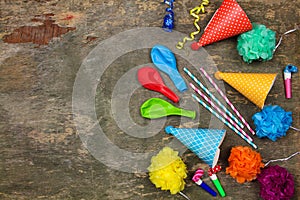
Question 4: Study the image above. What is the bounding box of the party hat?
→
[215,71,277,109]
[191,0,252,50]
[165,126,226,167]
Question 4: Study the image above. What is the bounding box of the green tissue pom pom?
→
[237,23,276,63]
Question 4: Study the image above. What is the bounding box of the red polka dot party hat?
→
[191,0,252,50]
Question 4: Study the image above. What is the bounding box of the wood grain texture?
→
[0,0,299,199]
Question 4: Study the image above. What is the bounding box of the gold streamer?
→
[176,0,209,49]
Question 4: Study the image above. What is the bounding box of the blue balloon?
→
[151,45,187,92]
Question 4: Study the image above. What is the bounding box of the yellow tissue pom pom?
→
[148,147,187,194]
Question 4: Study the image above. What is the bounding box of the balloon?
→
[137,67,179,103]
[140,98,195,119]
[151,45,187,92]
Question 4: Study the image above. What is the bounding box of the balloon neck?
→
[175,80,188,93]
[160,86,180,103]
[143,83,163,91]
[179,109,196,119]
[168,71,188,93]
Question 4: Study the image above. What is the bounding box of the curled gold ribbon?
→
[176,0,209,49]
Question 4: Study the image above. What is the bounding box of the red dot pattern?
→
[208,165,222,176]
[198,0,252,47]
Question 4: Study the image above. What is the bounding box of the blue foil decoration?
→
[162,0,175,32]
[252,105,292,141]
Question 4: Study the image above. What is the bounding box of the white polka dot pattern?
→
[218,72,277,109]
[198,0,252,47]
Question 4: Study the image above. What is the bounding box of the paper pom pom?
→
[257,165,295,200]
[237,23,276,63]
[148,147,187,194]
[226,146,264,183]
[252,105,292,141]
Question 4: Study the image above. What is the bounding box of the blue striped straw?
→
[190,83,253,142]
[183,67,244,129]
[192,94,257,149]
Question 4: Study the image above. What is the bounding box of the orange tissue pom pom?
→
[226,146,264,184]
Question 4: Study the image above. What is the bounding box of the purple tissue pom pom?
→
[257,165,294,200]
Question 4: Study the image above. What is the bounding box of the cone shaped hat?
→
[165,126,226,168]
[215,71,277,109]
[191,0,252,50]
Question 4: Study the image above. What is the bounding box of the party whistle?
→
[192,169,217,197]
[208,166,226,197]
[209,173,226,197]
[284,64,298,99]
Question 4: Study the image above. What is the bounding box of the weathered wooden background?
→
[0,0,299,199]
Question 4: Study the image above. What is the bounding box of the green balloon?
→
[140,98,196,119]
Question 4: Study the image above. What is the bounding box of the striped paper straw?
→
[183,68,244,129]
[190,83,253,142]
[192,94,257,149]
[199,67,256,135]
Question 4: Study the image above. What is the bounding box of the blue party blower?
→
[151,45,187,92]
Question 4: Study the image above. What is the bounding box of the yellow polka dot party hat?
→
[191,0,252,50]
[215,71,277,109]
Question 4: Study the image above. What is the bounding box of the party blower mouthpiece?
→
[192,169,217,197]
[283,64,298,99]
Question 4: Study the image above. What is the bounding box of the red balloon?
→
[138,67,179,103]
